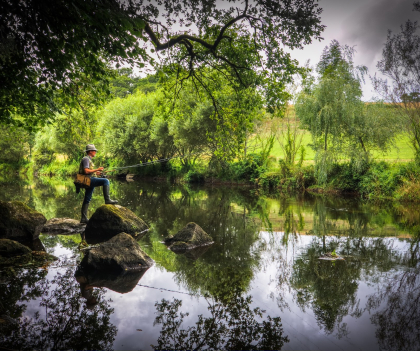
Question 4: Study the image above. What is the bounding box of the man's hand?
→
[84,166,104,175]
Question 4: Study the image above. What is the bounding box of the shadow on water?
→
[1,179,420,349]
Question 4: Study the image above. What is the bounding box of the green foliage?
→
[2,0,324,130]
[184,170,205,184]
[297,40,398,184]
[1,0,146,127]
[0,125,33,164]
[109,69,158,98]
[98,90,174,164]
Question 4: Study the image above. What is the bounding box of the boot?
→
[103,184,118,204]
[80,203,89,224]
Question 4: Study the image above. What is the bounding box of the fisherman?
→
[80,144,118,224]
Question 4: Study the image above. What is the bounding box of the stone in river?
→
[164,222,213,251]
[0,201,46,242]
[85,205,148,243]
[42,218,86,235]
[80,232,154,273]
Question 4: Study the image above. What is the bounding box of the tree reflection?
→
[367,233,420,351]
[290,240,362,337]
[152,292,289,351]
[0,267,117,350]
[136,184,262,303]
[0,268,47,335]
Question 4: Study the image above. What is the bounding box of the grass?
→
[253,116,416,163]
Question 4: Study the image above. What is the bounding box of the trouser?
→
[83,177,110,205]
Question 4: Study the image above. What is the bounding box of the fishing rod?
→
[103,153,197,173]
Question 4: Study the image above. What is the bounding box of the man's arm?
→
[84,167,104,175]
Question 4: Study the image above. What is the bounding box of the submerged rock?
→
[0,239,32,266]
[0,201,46,242]
[85,205,148,243]
[165,222,213,251]
[42,218,86,235]
[80,232,154,273]
[0,238,57,266]
[319,252,345,261]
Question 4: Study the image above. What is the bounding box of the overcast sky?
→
[289,0,419,100]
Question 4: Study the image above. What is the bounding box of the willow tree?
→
[1,0,325,128]
[296,40,398,184]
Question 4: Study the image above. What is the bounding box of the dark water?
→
[1,178,419,351]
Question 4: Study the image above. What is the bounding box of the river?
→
[1,178,419,351]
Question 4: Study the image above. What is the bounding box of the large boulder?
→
[85,205,148,243]
[164,222,213,251]
[42,218,86,235]
[80,232,154,273]
[0,201,46,242]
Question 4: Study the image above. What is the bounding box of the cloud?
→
[341,0,418,66]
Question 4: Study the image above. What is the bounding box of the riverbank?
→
[2,157,420,202]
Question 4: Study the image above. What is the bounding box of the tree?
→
[1,0,325,127]
[296,40,398,184]
[373,3,420,160]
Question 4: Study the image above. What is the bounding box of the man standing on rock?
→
[80,144,118,224]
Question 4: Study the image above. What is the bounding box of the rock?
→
[0,239,57,267]
[319,252,345,261]
[0,239,32,266]
[85,205,148,243]
[164,222,213,251]
[0,201,46,242]
[80,232,154,273]
[42,218,86,235]
[75,266,149,294]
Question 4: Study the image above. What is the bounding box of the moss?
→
[85,205,149,241]
[165,222,213,250]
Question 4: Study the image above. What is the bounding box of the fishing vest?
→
[79,155,96,178]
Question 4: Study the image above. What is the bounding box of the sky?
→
[289,0,419,100]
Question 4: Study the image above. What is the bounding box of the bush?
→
[184,169,205,183]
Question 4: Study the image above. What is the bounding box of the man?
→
[80,144,117,224]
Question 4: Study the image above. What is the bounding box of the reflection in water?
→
[1,179,420,349]
[75,266,150,294]
[153,292,289,351]
[367,233,420,351]
[290,242,361,337]
[0,267,117,350]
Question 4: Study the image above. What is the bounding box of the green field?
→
[252,112,416,163]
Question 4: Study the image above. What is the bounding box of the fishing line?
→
[106,153,201,171]
[137,283,201,296]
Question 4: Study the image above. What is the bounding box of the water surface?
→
[1,178,419,350]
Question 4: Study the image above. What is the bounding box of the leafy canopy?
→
[1,0,325,127]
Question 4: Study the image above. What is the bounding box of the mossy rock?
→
[165,222,213,251]
[0,201,46,242]
[80,232,154,273]
[85,205,148,243]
